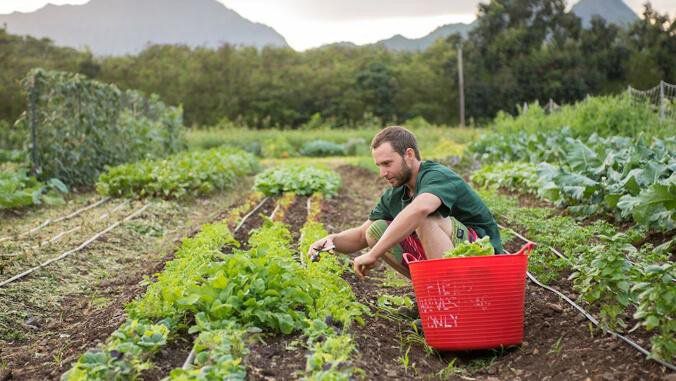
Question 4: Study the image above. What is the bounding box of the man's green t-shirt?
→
[368,161,504,253]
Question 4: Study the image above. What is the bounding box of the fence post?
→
[658,80,665,120]
[28,71,40,177]
[457,44,465,128]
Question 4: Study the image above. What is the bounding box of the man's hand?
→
[353,251,379,278]
[307,236,335,261]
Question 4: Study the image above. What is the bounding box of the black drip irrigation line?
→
[498,223,676,372]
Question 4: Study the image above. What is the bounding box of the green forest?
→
[0,0,674,129]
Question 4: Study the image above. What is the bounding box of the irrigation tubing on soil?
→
[234,197,270,232]
[95,199,130,221]
[497,223,570,263]
[5,199,131,258]
[269,203,281,221]
[0,202,151,288]
[297,197,314,267]
[182,196,276,370]
[0,197,111,243]
[500,223,676,371]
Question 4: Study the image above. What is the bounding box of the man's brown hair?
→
[371,126,421,160]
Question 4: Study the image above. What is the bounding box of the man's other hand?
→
[353,251,378,278]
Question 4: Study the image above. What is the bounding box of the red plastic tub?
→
[403,242,534,351]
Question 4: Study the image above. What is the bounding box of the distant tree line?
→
[0,0,673,128]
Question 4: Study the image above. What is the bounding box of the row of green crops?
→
[186,127,371,158]
[0,169,68,210]
[471,128,675,232]
[467,93,675,362]
[299,139,352,157]
[185,122,478,160]
[62,220,239,380]
[15,69,185,186]
[478,188,674,361]
[96,147,259,199]
[485,95,672,140]
[254,165,341,197]
[64,193,367,380]
[297,194,365,380]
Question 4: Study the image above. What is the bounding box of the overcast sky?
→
[1,0,674,50]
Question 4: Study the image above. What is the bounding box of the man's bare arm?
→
[353,193,441,277]
[368,193,441,259]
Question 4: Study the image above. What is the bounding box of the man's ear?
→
[405,147,415,160]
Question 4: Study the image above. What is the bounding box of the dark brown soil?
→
[142,333,194,380]
[4,269,154,380]
[636,231,676,257]
[283,195,309,243]
[497,187,554,210]
[246,332,307,380]
[1,212,176,380]
[241,195,311,379]
[233,197,277,248]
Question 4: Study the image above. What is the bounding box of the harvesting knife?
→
[310,240,335,262]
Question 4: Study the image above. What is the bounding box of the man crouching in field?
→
[308,126,504,279]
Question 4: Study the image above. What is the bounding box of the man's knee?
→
[365,219,388,247]
[415,214,444,239]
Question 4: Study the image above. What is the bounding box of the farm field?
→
[0,52,673,381]
[1,153,672,380]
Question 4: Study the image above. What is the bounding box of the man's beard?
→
[391,160,412,187]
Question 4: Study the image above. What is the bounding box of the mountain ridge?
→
[571,0,638,28]
[0,0,288,56]
[0,0,641,55]
[368,0,639,52]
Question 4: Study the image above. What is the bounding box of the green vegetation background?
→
[0,2,673,129]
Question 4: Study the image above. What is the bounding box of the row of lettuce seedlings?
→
[63,176,367,379]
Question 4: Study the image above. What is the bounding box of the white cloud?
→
[623,0,675,16]
[220,1,476,50]
[224,0,482,20]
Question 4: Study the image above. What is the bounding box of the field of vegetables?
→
[0,89,674,380]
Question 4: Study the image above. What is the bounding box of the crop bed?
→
[0,181,253,380]
[0,164,671,380]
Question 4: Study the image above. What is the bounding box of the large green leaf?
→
[630,177,676,230]
[565,137,601,172]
